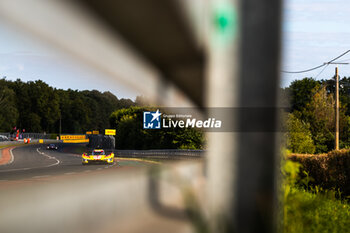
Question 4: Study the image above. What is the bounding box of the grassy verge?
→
[0,143,38,150]
[282,186,350,233]
[281,160,350,233]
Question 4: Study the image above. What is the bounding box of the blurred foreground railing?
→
[0,0,281,232]
[0,161,205,233]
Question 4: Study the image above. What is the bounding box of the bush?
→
[280,159,350,233]
[288,150,350,197]
[281,185,350,233]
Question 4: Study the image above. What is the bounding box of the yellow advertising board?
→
[105,129,116,135]
[60,135,86,140]
[86,131,92,135]
[60,135,88,143]
[93,131,99,135]
[39,139,44,144]
[62,139,89,143]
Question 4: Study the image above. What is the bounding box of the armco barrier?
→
[0,139,60,145]
[114,149,205,159]
[0,133,57,140]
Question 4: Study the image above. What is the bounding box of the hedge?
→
[288,150,350,197]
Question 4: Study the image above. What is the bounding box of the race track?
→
[0,143,153,182]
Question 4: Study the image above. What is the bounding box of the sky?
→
[0,0,349,95]
[282,0,350,86]
[0,22,138,100]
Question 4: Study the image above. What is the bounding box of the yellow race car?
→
[82,149,115,165]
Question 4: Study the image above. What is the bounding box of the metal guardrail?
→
[0,133,57,140]
[0,139,61,146]
[0,161,205,233]
[114,149,205,159]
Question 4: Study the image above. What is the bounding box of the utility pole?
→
[325,62,348,150]
[335,66,339,150]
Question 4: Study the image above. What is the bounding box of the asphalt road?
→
[0,143,147,181]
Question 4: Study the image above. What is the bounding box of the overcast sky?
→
[1,0,349,97]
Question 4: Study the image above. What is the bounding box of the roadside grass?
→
[0,143,38,150]
[281,160,350,233]
[282,186,350,233]
[0,145,9,149]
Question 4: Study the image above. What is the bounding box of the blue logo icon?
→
[143,110,162,129]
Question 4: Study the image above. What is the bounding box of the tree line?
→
[0,78,205,149]
[0,78,135,133]
[284,77,350,154]
[109,107,205,149]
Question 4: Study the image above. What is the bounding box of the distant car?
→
[46,144,58,150]
[82,149,114,165]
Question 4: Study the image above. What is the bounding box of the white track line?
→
[9,148,15,164]
[31,175,51,179]
[36,148,60,167]
[64,172,76,175]
[0,147,61,172]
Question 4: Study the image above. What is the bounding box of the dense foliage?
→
[0,78,135,133]
[110,107,205,149]
[284,77,350,153]
[288,150,350,197]
[285,113,315,154]
[280,159,350,233]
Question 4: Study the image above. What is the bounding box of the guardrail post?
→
[205,0,282,232]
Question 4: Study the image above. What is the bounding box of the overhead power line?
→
[314,63,329,79]
[281,50,350,74]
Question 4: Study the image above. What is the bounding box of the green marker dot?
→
[217,15,229,30]
[213,2,237,44]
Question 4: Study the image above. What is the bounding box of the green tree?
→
[285,113,315,154]
[110,107,204,149]
[0,80,18,131]
[297,86,350,152]
[285,78,321,112]
[0,78,136,134]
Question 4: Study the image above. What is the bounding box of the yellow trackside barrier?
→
[39,139,44,143]
[60,135,88,143]
[60,135,86,140]
[62,139,89,143]
[105,129,116,135]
